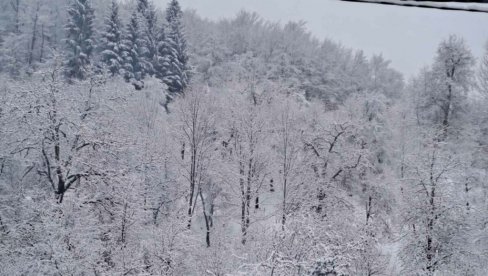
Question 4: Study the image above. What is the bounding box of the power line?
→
[339,0,488,13]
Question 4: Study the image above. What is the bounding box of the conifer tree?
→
[64,0,96,80]
[154,28,174,82]
[154,27,177,108]
[136,0,149,13]
[100,1,123,76]
[121,11,150,85]
[136,0,157,75]
[162,0,190,95]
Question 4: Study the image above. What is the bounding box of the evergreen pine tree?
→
[161,0,189,95]
[136,0,157,75]
[100,1,123,76]
[64,0,96,80]
[154,27,178,108]
[121,11,150,86]
[154,28,174,81]
[136,0,149,13]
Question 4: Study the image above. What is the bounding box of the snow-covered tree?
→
[477,41,488,96]
[428,35,475,133]
[136,0,157,74]
[64,0,96,80]
[399,129,470,275]
[100,1,123,76]
[173,86,218,246]
[154,28,179,109]
[121,11,150,87]
[162,0,190,96]
[220,90,272,245]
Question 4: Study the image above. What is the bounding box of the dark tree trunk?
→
[28,3,39,66]
[121,203,128,244]
[39,24,45,62]
[366,195,372,225]
[199,190,211,247]
[187,143,196,228]
[240,161,247,244]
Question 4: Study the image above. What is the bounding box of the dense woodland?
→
[0,0,487,275]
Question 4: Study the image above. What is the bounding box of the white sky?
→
[155,0,488,78]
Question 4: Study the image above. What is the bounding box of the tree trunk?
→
[199,190,211,247]
[121,203,128,244]
[366,195,372,225]
[28,2,39,66]
[39,24,45,62]
[426,176,436,274]
[240,161,247,245]
[246,158,252,234]
[187,143,196,228]
[282,176,287,231]
[11,0,20,34]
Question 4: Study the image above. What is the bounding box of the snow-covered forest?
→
[0,0,487,275]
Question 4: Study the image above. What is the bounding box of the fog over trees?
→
[0,0,487,275]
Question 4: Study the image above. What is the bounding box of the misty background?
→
[156,0,488,77]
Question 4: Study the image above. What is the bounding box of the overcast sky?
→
[156,0,488,78]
